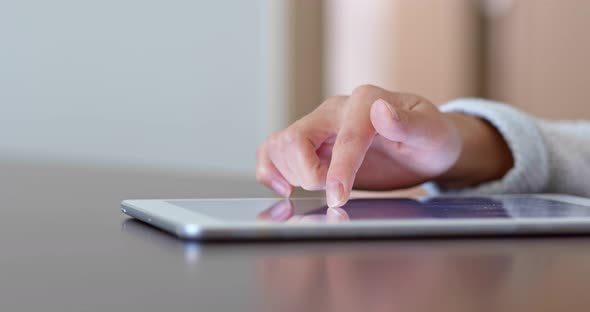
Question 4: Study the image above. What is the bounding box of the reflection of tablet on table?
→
[121,194,590,240]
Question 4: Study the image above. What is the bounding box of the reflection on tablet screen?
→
[168,196,590,224]
[304,198,509,220]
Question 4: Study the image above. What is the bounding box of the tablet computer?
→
[120,194,590,240]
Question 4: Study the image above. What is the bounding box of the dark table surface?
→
[3,160,590,311]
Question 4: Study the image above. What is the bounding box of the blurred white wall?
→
[0,0,273,175]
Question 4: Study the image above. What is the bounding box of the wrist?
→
[434,112,513,189]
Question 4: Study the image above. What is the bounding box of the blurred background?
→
[1,0,589,196]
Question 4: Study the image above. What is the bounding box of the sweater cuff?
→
[423,98,549,195]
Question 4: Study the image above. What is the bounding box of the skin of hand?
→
[256,84,513,208]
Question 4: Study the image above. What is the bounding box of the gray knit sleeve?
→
[424,98,590,197]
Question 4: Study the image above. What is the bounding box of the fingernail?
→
[271,180,291,197]
[326,181,345,208]
[375,98,399,121]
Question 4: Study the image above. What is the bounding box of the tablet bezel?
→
[121,194,590,240]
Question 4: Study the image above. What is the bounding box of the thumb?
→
[369,98,445,148]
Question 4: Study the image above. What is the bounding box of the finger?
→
[290,135,329,191]
[370,98,448,148]
[326,100,376,208]
[256,143,294,197]
[267,136,300,187]
[274,111,338,190]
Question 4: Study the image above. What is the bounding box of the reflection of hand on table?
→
[257,246,513,312]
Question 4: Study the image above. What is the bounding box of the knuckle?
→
[281,129,304,145]
[337,131,361,146]
[398,93,433,110]
[351,84,381,98]
[320,95,348,109]
[266,132,282,147]
[255,166,270,183]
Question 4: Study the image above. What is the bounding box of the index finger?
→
[325,97,376,208]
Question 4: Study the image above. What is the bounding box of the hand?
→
[256,84,462,207]
[256,85,513,207]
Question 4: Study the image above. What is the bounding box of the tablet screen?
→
[166,196,590,223]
